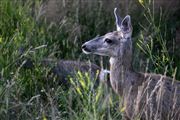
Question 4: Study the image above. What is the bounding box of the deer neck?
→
[109,56,133,95]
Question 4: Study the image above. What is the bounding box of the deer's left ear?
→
[114,8,122,31]
[121,15,132,35]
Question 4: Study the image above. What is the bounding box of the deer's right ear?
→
[114,8,122,31]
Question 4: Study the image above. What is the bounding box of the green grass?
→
[0,0,179,119]
[135,0,179,78]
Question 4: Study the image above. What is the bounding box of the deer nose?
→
[82,44,92,53]
[81,44,86,49]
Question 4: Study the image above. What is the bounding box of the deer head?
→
[82,8,133,61]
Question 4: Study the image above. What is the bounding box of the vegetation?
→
[0,0,179,119]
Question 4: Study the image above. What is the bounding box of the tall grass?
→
[0,0,179,119]
[136,0,179,78]
[0,0,118,119]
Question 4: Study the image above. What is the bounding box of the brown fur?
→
[110,57,180,120]
[41,59,101,88]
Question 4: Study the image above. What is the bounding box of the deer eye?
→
[104,38,113,44]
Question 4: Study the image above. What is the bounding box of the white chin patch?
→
[82,49,91,54]
[94,51,108,56]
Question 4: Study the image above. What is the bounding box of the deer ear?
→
[121,15,132,33]
[114,8,122,31]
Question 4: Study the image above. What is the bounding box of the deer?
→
[17,51,110,89]
[41,58,110,88]
[82,8,180,120]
